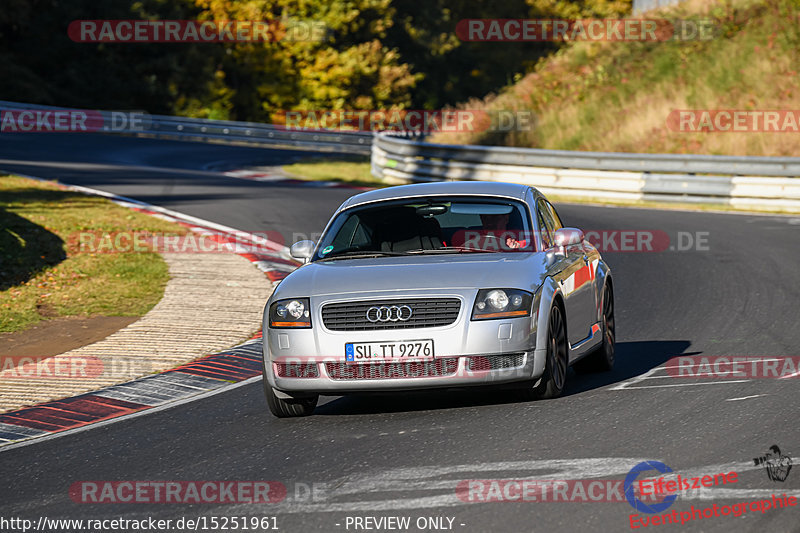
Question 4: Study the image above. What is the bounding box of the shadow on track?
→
[313,340,699,416]
[565,339,700,395]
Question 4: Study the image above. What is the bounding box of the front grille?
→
[321,298,461,331]
[325,358,459,380]
[466,354,526,371]
[274,362,319,378]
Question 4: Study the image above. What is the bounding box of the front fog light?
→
[270,298,311,328]
[472,289,533,320]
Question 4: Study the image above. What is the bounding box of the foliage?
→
[433,0,800,156]
[0,0,633,119]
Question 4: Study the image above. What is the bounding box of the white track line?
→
[609,367,749,391]
[224,459,800,514]
[725,395,767,401]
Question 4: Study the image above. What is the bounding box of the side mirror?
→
[553,227,584,248]
[290,240,316,263]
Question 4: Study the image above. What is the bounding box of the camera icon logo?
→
[753,445,792,482]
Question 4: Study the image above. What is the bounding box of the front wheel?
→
[518,304,568,401]
[262,362,318,417]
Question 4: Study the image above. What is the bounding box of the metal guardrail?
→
[372,134,800,177]
[0,100,374,155]
[371,134,800,212]
[4,100,799,211]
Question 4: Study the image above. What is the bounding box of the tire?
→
[574,284,615,374]
[262,362,318,417]
[518,303,568,400]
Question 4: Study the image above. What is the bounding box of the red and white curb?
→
[0,178,298,450]
[0,338,265,448]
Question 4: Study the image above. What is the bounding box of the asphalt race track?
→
[1,133,799,532]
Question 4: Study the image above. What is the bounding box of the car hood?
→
[274,253,550,298]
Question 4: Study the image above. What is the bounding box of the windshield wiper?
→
[321,246,506,260]
[405,246,501,254]
[320,250,409,261]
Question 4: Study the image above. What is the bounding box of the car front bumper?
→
[262,290,546,394]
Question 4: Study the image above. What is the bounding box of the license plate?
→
[345,340,434,364]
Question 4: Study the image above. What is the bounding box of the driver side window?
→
[537,205,554,249]
[546,201,563,231]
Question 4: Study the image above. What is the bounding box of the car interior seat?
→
[372,209,443,252]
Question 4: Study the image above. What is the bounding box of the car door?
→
[537,199,594,348]
[546,199,600,326]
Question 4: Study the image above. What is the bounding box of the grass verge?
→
[0,176,188,334]
[281,156,385,188]
[544,194,800,216]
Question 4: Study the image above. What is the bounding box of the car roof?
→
[340,181,532,211]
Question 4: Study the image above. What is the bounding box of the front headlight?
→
[471,289,533,320]
[269,298,311,328]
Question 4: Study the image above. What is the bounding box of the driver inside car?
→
[478,213,528,250]
[447,212,529,251]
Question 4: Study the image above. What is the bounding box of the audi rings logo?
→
[366,305,413,323]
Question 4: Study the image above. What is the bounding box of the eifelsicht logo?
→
[624,461,678,513]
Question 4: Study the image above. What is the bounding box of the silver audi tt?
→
[261,181,614,417]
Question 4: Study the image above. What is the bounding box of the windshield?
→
[313,196,534,261]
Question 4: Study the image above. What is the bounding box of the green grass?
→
[0,176,188,333]
[282,157,385,187]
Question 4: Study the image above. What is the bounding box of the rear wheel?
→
[519,304,568,400]
[262,362,318,417]
[574,284,615,373]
